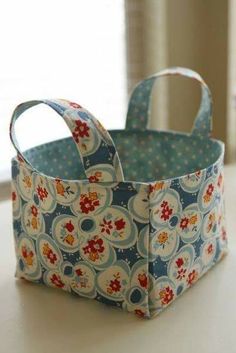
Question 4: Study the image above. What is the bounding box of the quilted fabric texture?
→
[10,68,227,318]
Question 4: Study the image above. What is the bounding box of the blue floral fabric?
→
[10,68,227,319]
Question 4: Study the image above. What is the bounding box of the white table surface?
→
[1,165,236,353]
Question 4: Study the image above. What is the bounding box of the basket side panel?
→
[11,159,151,318]
[148,158,227,318]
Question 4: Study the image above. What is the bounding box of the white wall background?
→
[0,0,126,181]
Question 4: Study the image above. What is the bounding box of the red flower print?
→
[73,120,90,143]
[177,268,187,280]
[221,227,227,241]
[115,218,126,230]
[50,274,64,288]
[37,185,48,201]
[21,246,33,259]
[69,102,82,109]
[83,245,90,255]
[161,205,173,221]
[88,238,104,253]
[12,191,16,201]
[160,201,173,221]
[43,243,57,264]
[47,249,57,264]
[159,286,174,305]
[217,174,223,188]
[109,278,121,292]
[207,243,214,255]
[100,218,113,235]
[89,175,99,183]
[187,270,198,285]
[82,237,105,262]
[180,217,189,230]
[80,195,100,214]
[138,273,148,288]
[176,257,184,268]
[161,200,168,208]
[88,171,102,183]
[21,246,34,266]
[65,220,74,233]
[135,309,145,318]
[195,170,201,178]
[17,154,24,163]
[206,183,214,196]
[149,184,155,193]
[76,268,83,276]
[21,246,27,258]
[31,205,38,217]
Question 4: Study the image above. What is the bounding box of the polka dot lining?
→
[23,129,222,182]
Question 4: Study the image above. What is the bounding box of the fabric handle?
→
[125,67,212,138]
[10,99,124,182]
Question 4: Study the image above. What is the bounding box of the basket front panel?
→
[12,160,151,318]
[148,160,227,317]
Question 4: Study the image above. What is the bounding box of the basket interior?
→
[23,130,223,182]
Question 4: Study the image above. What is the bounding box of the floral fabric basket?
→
[10,67,227,319]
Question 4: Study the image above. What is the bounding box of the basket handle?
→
[125,67,212,138]
[10,99,124,182]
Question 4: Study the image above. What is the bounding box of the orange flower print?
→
[80,193,100,214]
[189,214,197,225]
[31,217,38,230]
[55,179,65,196]
[159,286,174,305]
[43,243,57,264]
[64,234,75,246]
[149,181,165,193]
[23,175,32,188]
[158,231,168,245]
[203,194,211,203]
[207,213,215,233]
[55,179,75,198]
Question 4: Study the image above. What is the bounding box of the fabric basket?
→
[10,67,227,319]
